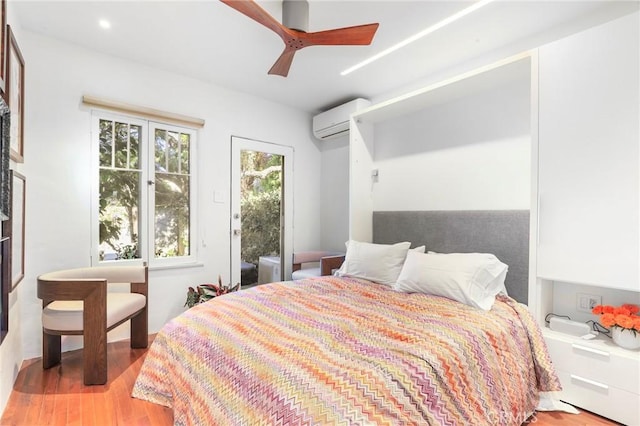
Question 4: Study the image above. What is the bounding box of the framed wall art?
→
[0,236,9,345]
[8,171,24,288]
[6,25,24,163]
[0,93,8,220]
[0,0,6,95]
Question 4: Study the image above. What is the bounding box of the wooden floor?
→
[0,336,621,426]
[0,336,172,426]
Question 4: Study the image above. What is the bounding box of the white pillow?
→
[426,252,508,297]
[335,240,412,286]
[425,252,507,298]
[394,251,508,310]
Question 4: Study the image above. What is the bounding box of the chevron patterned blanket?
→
[132,276,560,425]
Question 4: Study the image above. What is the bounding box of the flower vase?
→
[612,327,640,350]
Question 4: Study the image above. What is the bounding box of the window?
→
[92,113,196,266]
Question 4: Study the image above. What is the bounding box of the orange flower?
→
[593,303,640,331]
[600,313,616,327]
[614,307,632,316]
[615,314,635,329]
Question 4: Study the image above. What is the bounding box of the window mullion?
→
[110,121,115,167]
[178,134,182,175]
[141,124,152,264]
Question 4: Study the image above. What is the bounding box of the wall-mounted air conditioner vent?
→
[312,98,371,140]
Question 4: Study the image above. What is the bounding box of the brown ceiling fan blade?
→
[221,2,379,77]
[220,0,290,40]
[268,48,296,77]
[303,23,379,46]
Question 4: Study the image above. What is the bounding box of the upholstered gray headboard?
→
[372,210,530,304]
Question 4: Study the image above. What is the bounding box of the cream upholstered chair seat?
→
[42,292,146,332]
[291,267,321,280]
[37,264,148,385]
[292,251,345,280]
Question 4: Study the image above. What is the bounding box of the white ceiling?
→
[12,0,639,113]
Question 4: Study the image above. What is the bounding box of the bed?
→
[132,210,561,425]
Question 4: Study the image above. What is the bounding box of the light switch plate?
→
[214,190,226,203]
[576,293,602,313]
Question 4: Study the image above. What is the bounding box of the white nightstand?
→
[543,328,640,425]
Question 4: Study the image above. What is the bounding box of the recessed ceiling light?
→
[341,0,496,76]
[99,19,111,30]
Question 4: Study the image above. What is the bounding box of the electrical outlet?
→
[576,293,602,313]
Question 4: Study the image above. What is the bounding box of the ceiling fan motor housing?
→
[283,0,309,32]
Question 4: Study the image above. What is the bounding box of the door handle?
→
[233,229,241,236]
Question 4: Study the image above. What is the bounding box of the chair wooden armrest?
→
[320,255,345,276]
[293,251,326,272]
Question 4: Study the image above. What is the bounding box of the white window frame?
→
[90,111,198,268]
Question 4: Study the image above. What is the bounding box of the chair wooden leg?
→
[42,332,61,369]
[83,289,107,385]
[83,327,107,385]
[130,308,148,349]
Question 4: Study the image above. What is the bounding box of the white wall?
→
[372,76,531,211]
[320,136,349,251]
[0,27,322,412]
[0,288,21,418]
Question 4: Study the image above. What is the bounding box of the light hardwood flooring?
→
[0,336,621,425]
[0,336,171,425]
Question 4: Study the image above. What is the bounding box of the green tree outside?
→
[240,150,282,266]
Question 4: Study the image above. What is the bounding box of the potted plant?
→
[592,304,640,350]
[184,275,241,308]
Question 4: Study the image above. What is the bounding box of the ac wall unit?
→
[312,98,371,140]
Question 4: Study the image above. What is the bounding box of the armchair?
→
[292,251,345,280]
[37,264,148,385]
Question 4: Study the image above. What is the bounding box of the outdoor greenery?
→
[99,120,142,260]
[154,173,190,258]
[241,190,281,265]
[240,150,282,266]
[154,130,191,257]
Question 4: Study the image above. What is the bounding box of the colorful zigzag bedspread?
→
[132,276,560,425]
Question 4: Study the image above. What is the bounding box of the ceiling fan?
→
[220,0,379,77]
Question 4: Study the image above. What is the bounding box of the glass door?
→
[230,137,293,287]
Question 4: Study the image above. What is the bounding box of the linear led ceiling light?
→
[340,0,496,76]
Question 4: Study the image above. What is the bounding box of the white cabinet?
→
[537,12,639,291]
[544,329,640,425]
[537,12,640,425]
